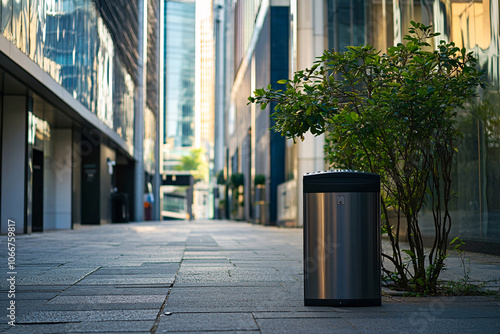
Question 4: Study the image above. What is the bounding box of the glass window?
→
[325,0,500,244]
[383,0,500,244]
[327,0,367,51]
[2,0,13,41]
[5,0,136,148]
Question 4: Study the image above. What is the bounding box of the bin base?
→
[305,298,381,307]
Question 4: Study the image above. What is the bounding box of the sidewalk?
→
[0,220,498,333]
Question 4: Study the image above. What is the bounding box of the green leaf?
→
[403,249,416,258]
[277,79,288,84]
[306,105,313,115]
[414,55,424,64]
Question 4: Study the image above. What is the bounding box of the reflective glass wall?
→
[327,0,367,51]
[164,0,195,150]
[0,0,135,148]
[330,0,500,244]
[430,0,500,244]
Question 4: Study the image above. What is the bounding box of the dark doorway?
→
[32,149,44,232]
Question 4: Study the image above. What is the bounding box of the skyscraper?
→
[162,0,196,171]
[161,0,215,219]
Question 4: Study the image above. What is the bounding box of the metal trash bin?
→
[303,170,381,306]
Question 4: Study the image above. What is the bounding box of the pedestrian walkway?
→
[0,220,499,333]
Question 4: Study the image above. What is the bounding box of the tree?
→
[249,22,485,293]
[174,148,208,182]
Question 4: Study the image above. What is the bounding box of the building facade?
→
[219,0,289,224]
[162,0,196,171]
[161,0,215,220]
[320,0,500,251]
[0,0,160,234]
[219,0,500,251]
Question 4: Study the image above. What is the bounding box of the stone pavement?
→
[0,220,499,333]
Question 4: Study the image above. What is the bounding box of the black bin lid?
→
[303,170,380,193]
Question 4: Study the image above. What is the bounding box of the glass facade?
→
[233,0,260,73]
[164,0,195,149]
[0,0,135,148]
[427,0,500,244]
[327,0,500,245]
[327,0,367,51]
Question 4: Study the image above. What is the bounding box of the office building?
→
[161,0,215,219]
[162,0,196,171]
[0,0,161,234]
[219,0,500,251]
[220,0,289,224]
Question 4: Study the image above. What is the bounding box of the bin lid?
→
[303,170,380,193]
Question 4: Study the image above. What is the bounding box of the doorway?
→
[32,149,43,232]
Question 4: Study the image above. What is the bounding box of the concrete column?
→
[214,0,225,177]
[295,0,327,227]
[72,126,81,228]
[44,129,72,230]
[100,144,116,224]
[1,96,27,234]
[153,117,160,221]
[134,0,147,222]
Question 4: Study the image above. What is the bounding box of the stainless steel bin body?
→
[303,170,381,306]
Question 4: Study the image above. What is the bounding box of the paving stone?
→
[16,309,159,323]
[0,300,47,322]
[16,268,100,286]
[47,295,165,304]
[172,281,284,287]
[94,264,180,276]
[71,320,154,333]
[11,285,70,292]
[163,332,260,334]
[3,323,80,334]
[0,324,11,332]
[4,292,60,300]
[163,286,329,313]
[253,311,341,319]
[59,285,170,296]
[256,317,356,334]
[155,312,258,332]
[76,276,175,285]
[343,317,500,334]
[37,303,164,312]
[2,321,153,333]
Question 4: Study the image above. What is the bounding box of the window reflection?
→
[451,0,491,50]
[321,0,500,243]
[327,0,367,51]
[2,0,13,41]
